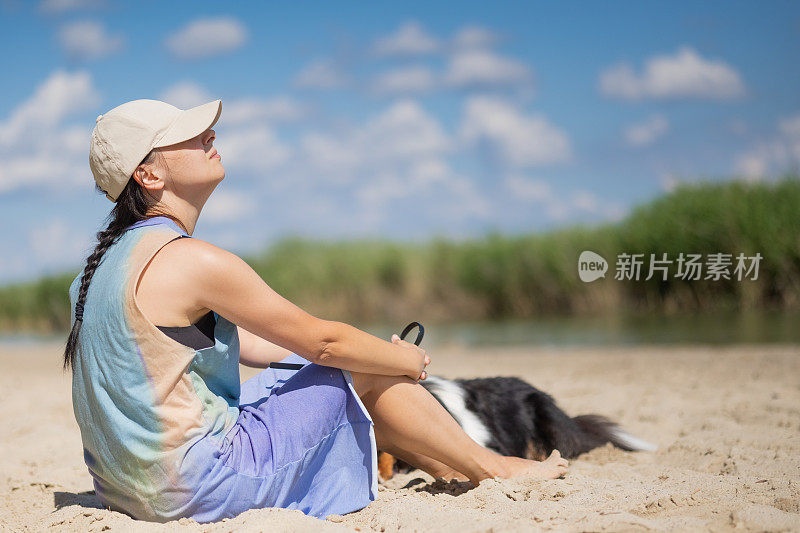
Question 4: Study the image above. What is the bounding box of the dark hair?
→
[62,149,181,373]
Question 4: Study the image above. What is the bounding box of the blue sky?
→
[0,0,798,284]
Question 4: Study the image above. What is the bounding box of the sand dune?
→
[1,341,798,532]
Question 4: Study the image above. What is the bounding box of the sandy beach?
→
[1,341,798,532]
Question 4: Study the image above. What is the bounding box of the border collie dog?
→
[378,374,657,480]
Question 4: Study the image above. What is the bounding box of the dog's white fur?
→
[422,376,492,447]
[610,428,658,451]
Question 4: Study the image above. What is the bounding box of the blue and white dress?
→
[69,215,378,523]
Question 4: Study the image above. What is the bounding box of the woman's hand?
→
[390,333,430,382]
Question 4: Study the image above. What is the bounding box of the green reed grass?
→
[1,175,798,333]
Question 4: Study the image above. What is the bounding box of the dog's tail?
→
[571,414,658,454]
[523,387,657,458]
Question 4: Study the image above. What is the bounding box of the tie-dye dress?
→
[68,216,378,523]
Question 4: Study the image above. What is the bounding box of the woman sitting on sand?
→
[63,98,568,524]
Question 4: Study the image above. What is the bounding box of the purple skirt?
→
[182,353,379,522]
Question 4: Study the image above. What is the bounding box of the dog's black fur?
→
[452,376,639,459]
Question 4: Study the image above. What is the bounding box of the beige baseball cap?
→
[89,98,222,202]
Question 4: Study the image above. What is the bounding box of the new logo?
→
[578,251,608,282]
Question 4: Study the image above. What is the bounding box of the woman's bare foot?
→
[494,449,569,480]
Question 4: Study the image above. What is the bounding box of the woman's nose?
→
[204,129,215,144]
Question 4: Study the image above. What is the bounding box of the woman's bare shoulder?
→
[137,235,250,324]
[157,235,243,275]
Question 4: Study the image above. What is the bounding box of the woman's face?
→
[133,128,225,205]
[160,126,224,187]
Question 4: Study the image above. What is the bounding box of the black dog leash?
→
[399,321,424,346]
[267,321,425,370]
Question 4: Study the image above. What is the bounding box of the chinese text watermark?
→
[579,251,762,282]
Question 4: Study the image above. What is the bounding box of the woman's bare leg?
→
[350,371,568,485]
[374,428,470,482]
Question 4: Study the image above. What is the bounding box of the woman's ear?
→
[132,164,165,192]
[132,166,144,186]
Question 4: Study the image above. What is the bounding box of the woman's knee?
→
[350,370,414,400]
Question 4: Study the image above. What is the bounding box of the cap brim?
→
[153,99,222,148]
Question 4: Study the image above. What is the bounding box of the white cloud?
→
[0,69,98,148]
[0,69,99,196]
[373,21,440,56]
[452,26,499,50]
[214,124,291,174]
[202,188,257,223]
[660,172,680,192]
[460,96,571,168]
[159,81,213,109]
[502,175,568,220]
[159,82,307,125]
[440,173,492,219]
[734,113,800,180]
[57,20,122,61]
[354,161,490,222]
[293,60,349,89]
[166,17,247,60]
[504,175,551,202]
[572,190,599,212]
[38,0,102,15]
[599,46,745,100]
[779,114,800,138]
[318,24,530,96]
[603,203,628,222]
[370,48,533,96]
[292,99,452,185]
[504,175,625,222]
[624,114,669,147]
[371,65,437,95]
[299,132,360,182]
[224,96,308,125]
[356,170,422,205]
[734,152,770,180]
[359,99,451,161]
[287,100,490,225]
[443,49,532,89]
[28,218,92,273]
[0,152,82,193]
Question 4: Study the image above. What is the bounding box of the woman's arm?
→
[236,325,292,368]
[175,238,427,379]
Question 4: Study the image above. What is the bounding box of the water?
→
[359,310,800,350]
[0,331,66,349]
[2,310,799,350]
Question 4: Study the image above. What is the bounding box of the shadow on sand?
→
[402,476,475,496]
[53,490,104,511]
